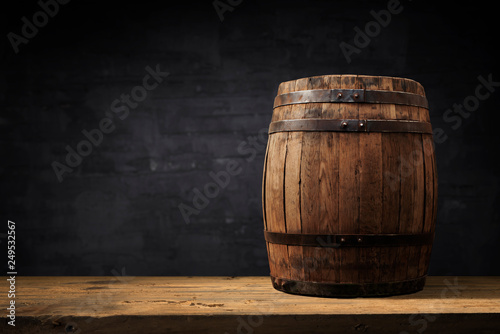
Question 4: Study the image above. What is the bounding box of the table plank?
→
[2,276,500,333]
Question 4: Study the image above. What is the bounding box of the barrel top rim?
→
[278,74,425,93]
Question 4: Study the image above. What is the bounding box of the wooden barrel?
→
[262,75,437,297]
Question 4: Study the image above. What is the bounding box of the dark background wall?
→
[1,0,499,276]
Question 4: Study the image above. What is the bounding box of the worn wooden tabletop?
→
[2,276,500,333]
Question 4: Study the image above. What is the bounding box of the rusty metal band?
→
[273,89,428,109]
[264,231,434,248]
[271,276,427,297]
[268,119,432,134]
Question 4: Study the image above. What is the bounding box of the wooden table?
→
[2,276,500,333]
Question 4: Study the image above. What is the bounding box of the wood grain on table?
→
[3,276,500,333]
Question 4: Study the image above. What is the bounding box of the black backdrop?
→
[1,0,499,276]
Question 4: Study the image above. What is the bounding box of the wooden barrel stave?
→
[263,75,437,297]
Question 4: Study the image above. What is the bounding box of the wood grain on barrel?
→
[358,75,383,284]
[402,77,427,281]
[265,80,290,277]
[286,78,308,281]
[298,78,321,282]
[420,134,436,277]
[337,75,360,284]
[264,75,436,294]
[264,134,277,277]
[379,77,400,282]
[392,77,412,282]
[284,130,304,280]
[319,75,341,283]
[416,82,433,278]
